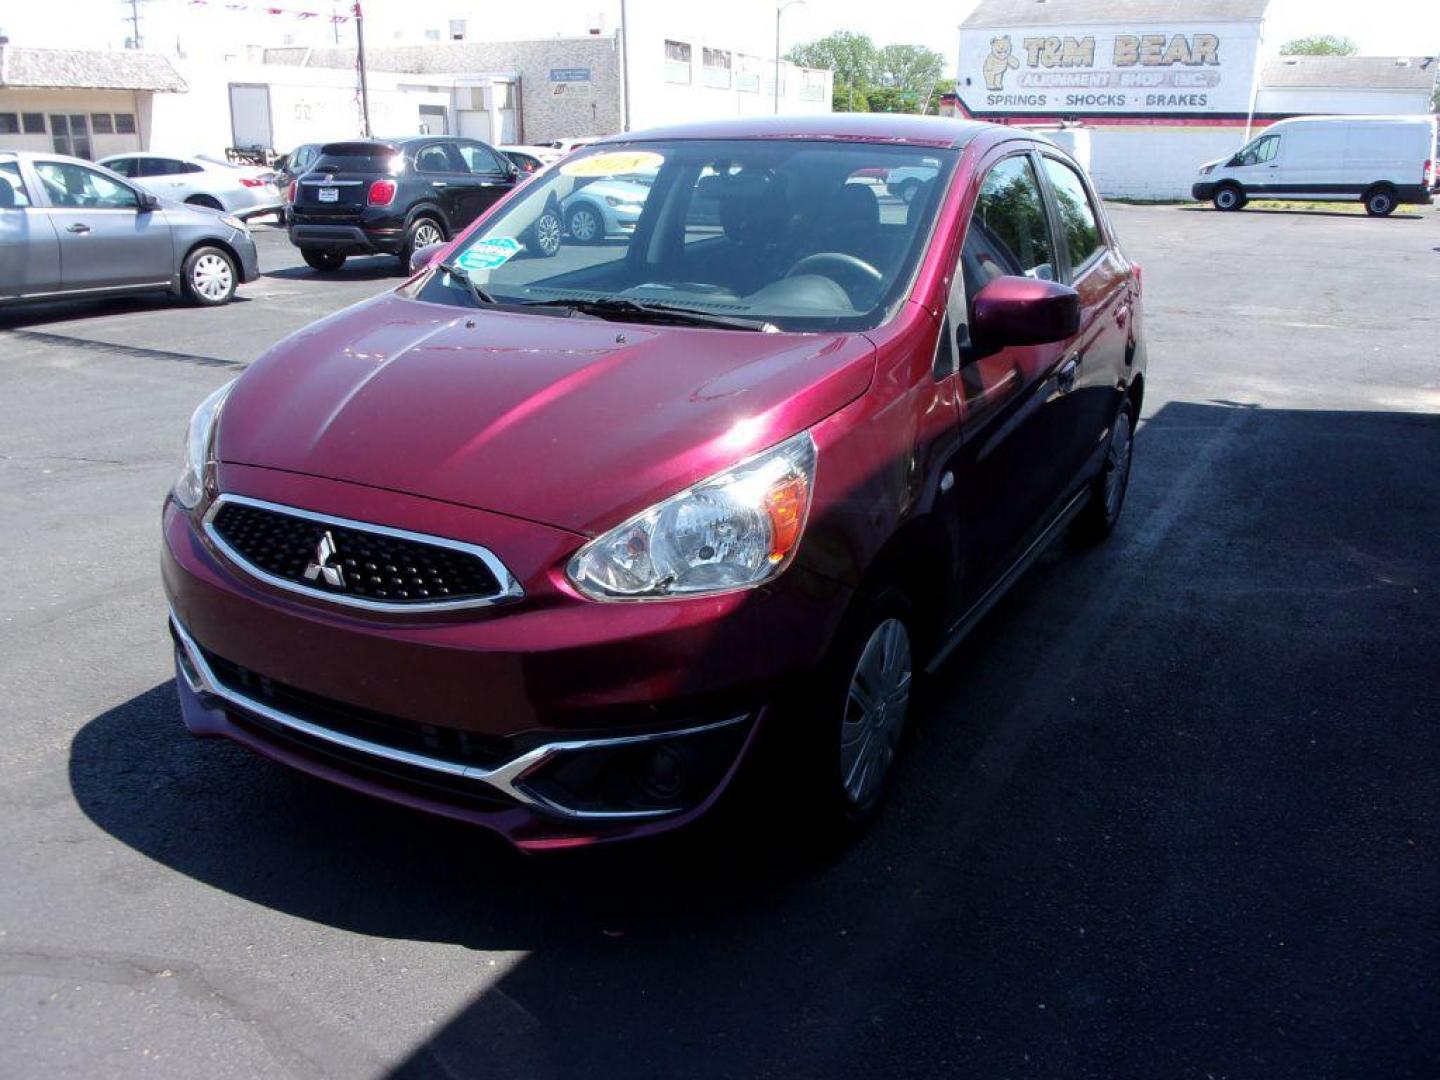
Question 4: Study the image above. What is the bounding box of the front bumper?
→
[1191,181,1218,201]
[233,233,261,283]
[161,468,849,848]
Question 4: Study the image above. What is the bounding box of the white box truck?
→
[1192,115,1437,216]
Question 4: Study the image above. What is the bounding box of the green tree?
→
[865,86,913,113]
[1279,35,1358,55]
[786,31,878,111]
[875,43,945,99]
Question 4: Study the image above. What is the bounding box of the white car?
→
[98,153,285,220]
[546,136,604,156]
[559,175,652,243]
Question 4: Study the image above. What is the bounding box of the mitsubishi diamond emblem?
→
[303,531,346,589]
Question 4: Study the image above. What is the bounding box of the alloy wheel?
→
[839,617,912,808]
[191,253,233,301]
[569,207,599,242]
[1104,409,1134,521]
[413,220,443,249]
[535,212,562,255]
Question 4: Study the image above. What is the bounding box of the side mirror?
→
[970,276,1080,351]
[409,241,446,275]
[137,191,159,211]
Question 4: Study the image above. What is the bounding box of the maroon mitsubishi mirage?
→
[163,116,1145,850]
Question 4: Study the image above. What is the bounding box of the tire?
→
[527,208,562,257]
[1073,400,1135,544]
[398,215,446,271]
[180,245,237,306]
[1212,184,1245,211]
[184,194,223,211]
[783,586,917,841]
[1363,187,1396,217]
[301,249,346,272]
[565,202,603,244]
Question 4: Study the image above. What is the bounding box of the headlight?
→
[567,431,817,600]
[220,213,248,232]
[173,380,235,509]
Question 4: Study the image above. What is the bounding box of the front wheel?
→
[1363,187,1396,217]
[1212,185,1245,211]
[181,245,237,306]
[398,217,446,273]
[782,587,916,841]
[566,203,602,244]
[1073,401,1135,544]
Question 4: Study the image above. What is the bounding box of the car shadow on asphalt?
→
[264,259,406,282]
[68,401,1440,1078]
[0,294,254,331]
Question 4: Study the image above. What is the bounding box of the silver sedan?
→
[98,152,285,220]
[1,151,261,308]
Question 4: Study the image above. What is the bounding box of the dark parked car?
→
[2,151,259,308]
[287,136,521,272]
[164,115,1144,850]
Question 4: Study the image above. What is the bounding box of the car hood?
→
[217,294,876,535]
[1198,157,1227,172]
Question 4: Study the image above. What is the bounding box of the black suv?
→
[288,137,522,272]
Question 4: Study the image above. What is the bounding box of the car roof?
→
[596,114,995,150]
[1,150,120,168]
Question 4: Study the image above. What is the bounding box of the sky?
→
[2,0,1437,69]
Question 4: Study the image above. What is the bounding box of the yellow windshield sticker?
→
[559,150,665,178]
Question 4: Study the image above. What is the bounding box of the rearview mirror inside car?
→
[409,241,446,276]
[970,276,1081,352]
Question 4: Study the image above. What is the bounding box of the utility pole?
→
[354,1,372,137]
[619,0,631,131]
[124,0,143,49]
[774,0,805,115]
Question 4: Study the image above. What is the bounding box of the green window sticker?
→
[456,237,521,271]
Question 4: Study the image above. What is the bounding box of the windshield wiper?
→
[522,296,775,332]
[436,260,498,306]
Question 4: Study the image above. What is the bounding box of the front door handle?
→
[1057,355,1080,392]
[66,223,91,234]
[432,180,448,188]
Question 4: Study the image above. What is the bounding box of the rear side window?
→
[106,157,137,177]
[961,154,1058,299]
[0,161,33,207]
[1040,157,1104,273]
[415,143,462,173]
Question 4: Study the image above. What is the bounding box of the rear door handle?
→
[431,180,448,188]
[66,223,91,234]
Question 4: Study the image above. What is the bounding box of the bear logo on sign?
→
[983,36,1021,90]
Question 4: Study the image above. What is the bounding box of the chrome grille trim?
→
[170,611,748,821]
[201,493,524,613]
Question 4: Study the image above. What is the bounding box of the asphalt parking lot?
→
[3,202,1438,1079]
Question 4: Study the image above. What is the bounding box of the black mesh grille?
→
[199,644,511,771]
[210,501,503,605]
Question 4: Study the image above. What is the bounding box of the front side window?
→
[1236,134,1278,166]
[0,161,33,207]
[34,161,138,209]
[961,154,1057,301]
[409,139,957,333]
[1040,156,1103,274]
[458,142,506,175]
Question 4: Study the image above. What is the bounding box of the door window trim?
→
[1036,150,1108,283]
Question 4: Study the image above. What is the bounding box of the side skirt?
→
[925,486,1092,675]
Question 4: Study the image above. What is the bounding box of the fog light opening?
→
[637,745,688,803]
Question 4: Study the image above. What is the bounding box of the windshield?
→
[407,139,956,332]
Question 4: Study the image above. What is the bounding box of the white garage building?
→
[956,0,1438,198]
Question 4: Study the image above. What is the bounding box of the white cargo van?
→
[1192,115,1437,216]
